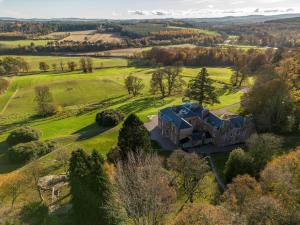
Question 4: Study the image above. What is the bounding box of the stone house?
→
[158,103,254,148]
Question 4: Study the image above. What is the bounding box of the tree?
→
[150,66,184,98]
[52,63,57,71]
[246,196,287,225]
[80,57,87,73]
[117,114,152,159]
[55,150,70,174]
[124,76,145,96]
[87,57,93,73]
[260,148,300,223]
[96,109,124,127]
[186,68,219,106]
[150,68,166,98]
[28,162,45,203]
[2,174,24,210]
[59,60,65,71]
[246,133,283,174]
[67,61,77,71]
[241,76,293,132]
[163,65,184,96]
[80,57,93,73]
[168,150,209,203]
[39,62,50,72]
[115,151,176,225]
[34,85,55,116]
[221,175,262,225]
[173,203,232,225]
[0,78,9,94]
[6,126,41,146]
[224,148,254,182]
[69,149,121,225]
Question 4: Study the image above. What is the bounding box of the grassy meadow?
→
[0,55,128,71]
[0,40,51,48]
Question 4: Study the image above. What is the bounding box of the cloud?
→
[127,5,300,18]
[128,10,149,16]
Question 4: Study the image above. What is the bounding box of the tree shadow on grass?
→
[117,97,174,115]
[0,140,24,174]
[73,123,111,141]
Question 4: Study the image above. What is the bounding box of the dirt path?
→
[207,154,226,191]
[0,88,18,115]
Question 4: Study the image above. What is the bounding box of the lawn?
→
[0,55,128,71]
[0,64,244,165]
[0,40,51,48]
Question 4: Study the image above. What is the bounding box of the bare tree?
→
[4,179,23,210]
[115,151,176,225]
[28,162,45,202]
[60,60,65,71]
[55,150,70,174]
[168,150,210,204]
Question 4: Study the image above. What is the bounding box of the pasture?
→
[0,39,51,48]
[53,30,124,43]
[0,55,128,71]
[0,65,244,148]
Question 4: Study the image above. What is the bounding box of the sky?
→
[0,0,300,19]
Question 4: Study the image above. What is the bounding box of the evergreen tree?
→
[69,149,121,225]
[118,114,152,159]
[69,149,90,225]
[186,68,219,106]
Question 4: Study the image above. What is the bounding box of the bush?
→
[9,141,56,163]
[96,109,124,127]
[6,127,41,146]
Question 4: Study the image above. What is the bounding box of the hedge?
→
[9,141,56,163]
[6,127,41,146]
[96,110,124,127]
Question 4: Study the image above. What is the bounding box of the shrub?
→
[96,109,124,127]
[9,141,56,163]
[6,127,41,146]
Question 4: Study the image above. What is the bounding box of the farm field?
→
[0,39,51,48]
[56,30,123,43]
[0,55,128,71]
[167,26,220,36]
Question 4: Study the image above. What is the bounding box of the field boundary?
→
[0,88,18,115]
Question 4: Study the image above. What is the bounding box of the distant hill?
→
[265,16,300,24]
[182,13,300,24]
[1,13,300,24]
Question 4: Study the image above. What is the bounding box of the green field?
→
[0,63,243,164]
[0,40,51,48]
[0,55,128,71]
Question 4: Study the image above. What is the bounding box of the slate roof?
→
[160,107,192,129]
[229,116,245,129]
[160,104,245,130]
[206,113,224,129]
